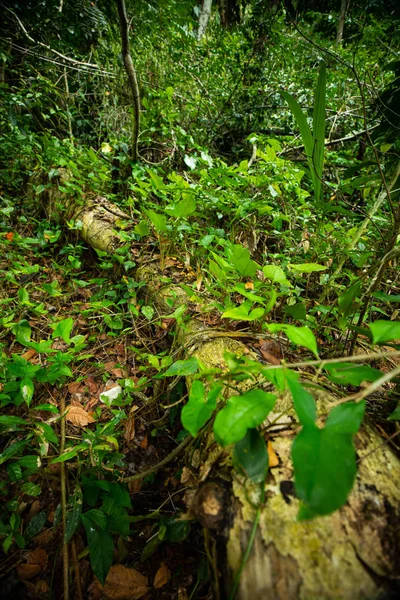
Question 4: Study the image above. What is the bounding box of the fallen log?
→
[39,172,400,599]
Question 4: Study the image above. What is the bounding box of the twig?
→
[329,365,400,408]
[123,434,193,483]
[5,9,112,76]
[71,538,83,600]
[60,394,69,600]
[279,125,379,155]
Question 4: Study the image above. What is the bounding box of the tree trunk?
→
[41,171,400,599]
[116,0,140,162]
[198,0,213,40]
[336,0,350,45]
[218,0,240,27]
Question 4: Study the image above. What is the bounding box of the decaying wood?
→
[40,176,400,599]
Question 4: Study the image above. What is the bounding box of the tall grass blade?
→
[312,64,326,204]
[282,91,318,200]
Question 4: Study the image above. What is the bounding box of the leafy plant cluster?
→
[0,0,399,594]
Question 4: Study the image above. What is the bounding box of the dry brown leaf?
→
[124,417,135,443]
[27,548,48,569]
[85,376,99,394]
[66,405,95,427]
[17,563,42,580]
[34,529,54,547]
[139,435,148,450]
[21,348,37,361]
[111,368,127,378]
[153,563,170,589]
[180,467,195,486]
[68,381,85,394]
[100,564,150,599]
[267,440,279,468]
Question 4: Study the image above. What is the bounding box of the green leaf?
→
[143,209,168,233]
[21,482,41,496]
[312,63,326,204]
[165,196,196,218]
[20,378,34,405]
[338,281,361,317]
[229,245,258,276]
[233,428,269,483]
[289,263,327,273]
[12,320,31,345]
[214,390,276,447]
[222,301,264,321]
[141,305,154,321]
[287,376,316,425]
[18,288,30,305]
[292,401,365,519]
[233,284,266,305]
[0,440,29,465]
[0,416,27,431]
[133,220,150,237]
[24,511,47,542]
[65,487,82,543]
[164,357,199,377]
[184,155,197,170]
[181,381,221,436]
[284,302,306,321]
[267,324,319,357]
[372,291,400,303]
[324,363,383,386]
[51,318,74,343]
[263,265,291,286]
[388,406,400,420]
[82,516,114,585]
[370,320,400,345]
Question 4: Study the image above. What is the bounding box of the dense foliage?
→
[0,0,399,597]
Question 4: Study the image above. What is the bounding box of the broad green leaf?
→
[0,416,27,430]
[104,315,123,330]
[292,401,365,519]
[233,428,269,483]
[65,487,82,543]
[284,302,306,321]
[222,301,264,321]
[324,363,383,386]
[289,263,326,273]
[165,196,196,218]
[372,291,400,303]
[134,220,150,237]
[20,378,34,405]
[164,357,199,377]
[233,284,266,305]
[267,324,319,357]
[21,482,41,496]
[370,320,400,345]
[184,155,197,170]
[141,305,154,321]
[82,517,114,585]
[388,406,400,420]
[0,440,29,465]
[338,281,362,316]
[51,318,74,343]
[325,401,365,434]
[11,320,31,345]
[143,209,168,233]
[214,390,276,447]
[287,376,316,425]
[18,288,30,304]
[24,511,47,542]
[263,265,291,286]
[229,245,258,277]
[148,170,164,190]
[181,381,221,436]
